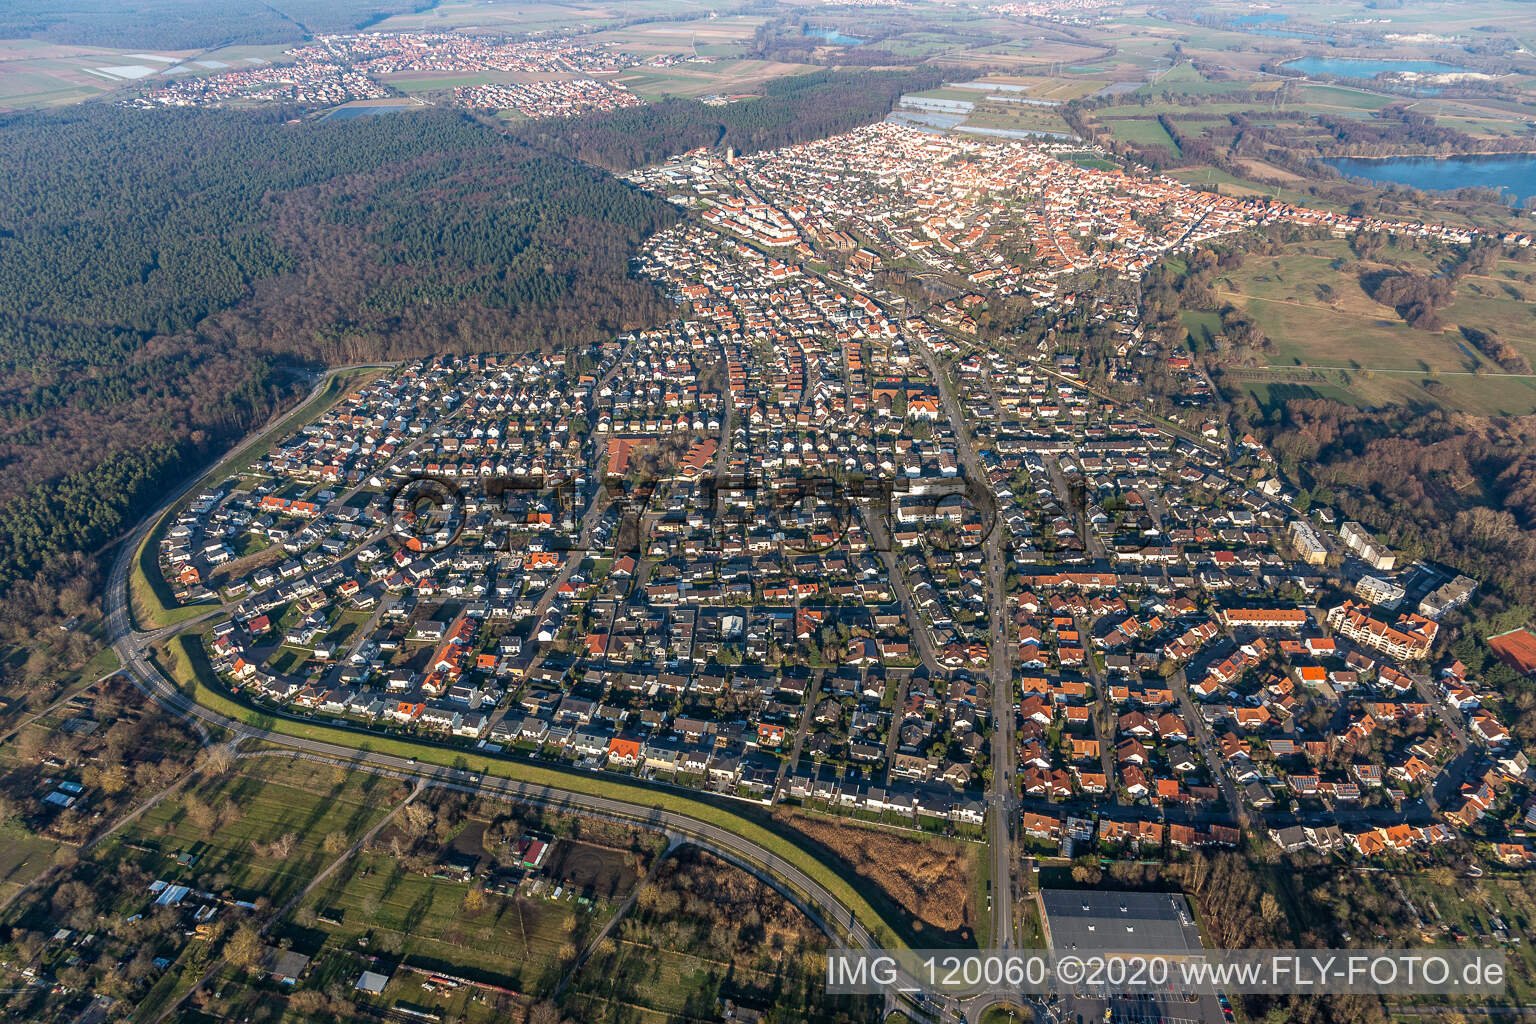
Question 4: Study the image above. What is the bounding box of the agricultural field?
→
[591,14,771,58]
[1105,116,1177,148]
[1017,76,1110,102]
[0,39,293,110]
[367,0,730,36]
[876,32,981,59]
[1169,166,1304,200]
[947,37,1113,71]
[1139,61,1278,98]
[1295,83,1395,114]
[954,94,1075,136]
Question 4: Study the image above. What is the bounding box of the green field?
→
[0,820,64,903]
[1237,295,1472,371]
[1181,309,1223,351]
[1169,166,1340,209]
[368,0,732,37]
[1140,61,1274,97]
[1105,117,1178,148]
[1219,244,1444,360]
[98,756,393,905]
[1296,83,1394,113]
[1064,152,1117,170]
[1204,239,1536,414]
[957,75,1108,102]
[615,58,813,99]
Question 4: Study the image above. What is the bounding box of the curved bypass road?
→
[101,368,959,1021]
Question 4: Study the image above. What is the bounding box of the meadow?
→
[1211,240,1536,414]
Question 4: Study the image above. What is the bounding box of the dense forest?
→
[508,68,945,172]
[0,0,430,49]
[0,103,678,593]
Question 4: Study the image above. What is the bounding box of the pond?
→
[803,26,865,46]
[1324,153,1536,206]
[1284,57,1474,77]
[1232,12,1288,26]
[326,102,417,120]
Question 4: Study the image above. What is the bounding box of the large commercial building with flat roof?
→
[1040,889,1205,955]
[1041,889,1227,1024]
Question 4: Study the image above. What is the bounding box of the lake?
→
[326,101,419,120]
[803,26,865,45]
[1284,57,1473,78]
[1232,12,1288,26]
[1324,153,1536,206]
[1228,12,1329,40]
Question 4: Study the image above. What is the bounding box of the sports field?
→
[1490,629,1536,675]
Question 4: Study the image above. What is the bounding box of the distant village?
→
[124,31,642,119]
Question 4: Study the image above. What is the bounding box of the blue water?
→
[1325,153,1536,206]
[1252,28,1326,41]
[803,26,865,45]
[1285,57,1473,77]
[1228,13,1327,40]
[327,103,415,119]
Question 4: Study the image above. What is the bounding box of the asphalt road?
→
[908,327,1018,955]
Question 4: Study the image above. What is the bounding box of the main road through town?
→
[907,326,1018,956]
